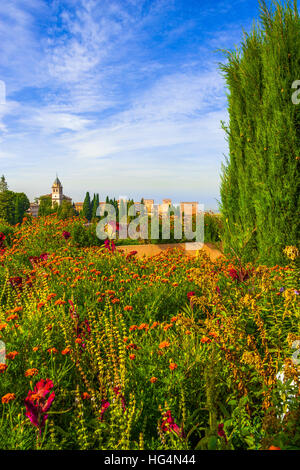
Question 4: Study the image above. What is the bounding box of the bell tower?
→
[52,175,63,207]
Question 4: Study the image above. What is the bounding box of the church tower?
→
[52,176,63,207]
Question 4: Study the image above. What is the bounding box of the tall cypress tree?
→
[92,193,99,218]
[82,192,92,221]
[219,0,300,265]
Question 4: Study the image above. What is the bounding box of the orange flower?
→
[208,331,218,338]
[6,351,19,360]
[123,337,129,342]
[2,393,16,404]
[6,314,18,321]
[269,446,281,450]
[138,323,149,330]
[163,323,173,331]
[37,302,46,309]
[150,322,159,329]
[169,362,177,371]
[129,354,136,360]
[0,364,8,373]
[32,347,39,352]
[201,336,211,344]
[0,323,7,331]
[129,325,138,331]
[46,293,57,301]
[150,377,158,383]
[25,368,38,377]
[47,347,58,354]
[54,299,66,306]
[124,306,133,311]
[61,347,72,355]
[170,316,178,322]
[75,338,82,344]
[81,392,91,400]
[159,341,170,349]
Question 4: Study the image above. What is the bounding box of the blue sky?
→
[0,0,260,209]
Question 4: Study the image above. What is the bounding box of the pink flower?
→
[24,379,55,433]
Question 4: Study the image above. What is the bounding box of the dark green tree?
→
[14,192,30,224]
[0,191,16,224]
[82,192,92,221]
[92,193,99,219]
[219,0,300,265]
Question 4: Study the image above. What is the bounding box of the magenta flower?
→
[39,252,49,261]
[104,239,116,252]
[100,400,110,421]
[24,379,55,433]
[62,231,71,240]
[217,423,228,444]
[161,410,183,437]
[113,385,126,411]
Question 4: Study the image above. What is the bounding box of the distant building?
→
[180,202,198,215]
[27,202,39,218]
[51,176,72,207]
[27,177,72,217]
[74,202,83,213]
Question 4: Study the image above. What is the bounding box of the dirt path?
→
[117,242,223,261]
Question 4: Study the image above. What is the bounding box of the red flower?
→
[228,268,239,281]
[24,379,55,433]
[187,291,195,299]
[0,232,6,248]
[126,251,138,260]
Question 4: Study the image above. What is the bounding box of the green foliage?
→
[0,175,8,192]
[38,196,55,217]
[219,0,300,265]
[70,221,102,247]
[56,200,76,220]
